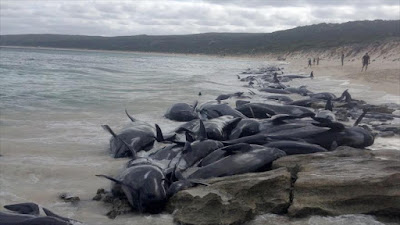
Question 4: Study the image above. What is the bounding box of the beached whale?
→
[280,73,313,80]
[258,87,291,94]
[165,102,198,122]
[265,95,293,103]
[198,143,253,167]
[236,102,315,118]
[0,213,70,225]
[102,110,156,158]
[149,144,183,161]
[187,146,286,179]
[310,92,337,100]
[285,86,313,96]
[1,203,79,225]
[228,118,260,140]
[197,101,246,119]
[264,113,374,150]
[216,92,244,101]
[264,140,328,155]
[176,116,242,141]
[3,203,40,215]
[176,140,223,170]
[97,161,168,213]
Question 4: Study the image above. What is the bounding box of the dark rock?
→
[59,192,80,204]
[167,168,291,225]
[273,147,400,218]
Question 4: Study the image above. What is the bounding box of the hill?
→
[1,20,399,55]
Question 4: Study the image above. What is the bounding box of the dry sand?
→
[257,39,400,97]
[286,58,400,96]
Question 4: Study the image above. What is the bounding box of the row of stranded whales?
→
[0,203,79,225]
[95,66,398,216]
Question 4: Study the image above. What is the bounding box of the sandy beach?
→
[286,58,400,96]
[255,39,400,98]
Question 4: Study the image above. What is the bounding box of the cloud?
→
[0,0,399,36]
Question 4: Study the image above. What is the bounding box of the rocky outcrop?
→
[167,167,291,225]
[273,147,400,218]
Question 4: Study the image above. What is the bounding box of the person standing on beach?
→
[313,58,316,65]
[341,52,344,66]
[308,58,312,67]
[361,53,370,71]
[317,57,320,65]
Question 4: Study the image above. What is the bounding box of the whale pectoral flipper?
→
[4,202,40,215]
[187,179,209,186]
[182,141,192,154]
[311,122,345,131]
[185,131,195,143]
[42,207,72,223]
[220,143,252,154]
[101,125,117,137]
[354,109,368,126]
[192,100,198,111]
[96,175,123,184]
[125,109,136,122]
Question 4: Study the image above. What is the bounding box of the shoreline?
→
[3,43,399,98]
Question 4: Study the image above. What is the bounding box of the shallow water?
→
[0,47,398,224]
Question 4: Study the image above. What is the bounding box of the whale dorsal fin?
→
[155,124,164,142]
[325,99,333,111]
[344,90,352,103]
[199,120,207,141]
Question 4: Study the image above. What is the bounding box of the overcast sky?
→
[1,0,399,36]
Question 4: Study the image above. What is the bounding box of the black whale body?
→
[165,102,198,122]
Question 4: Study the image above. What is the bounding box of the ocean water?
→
[0,47,398,225]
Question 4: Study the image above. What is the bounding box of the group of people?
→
[341,52,370,71]
[307,57,320,67]
[307,52,371,71]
